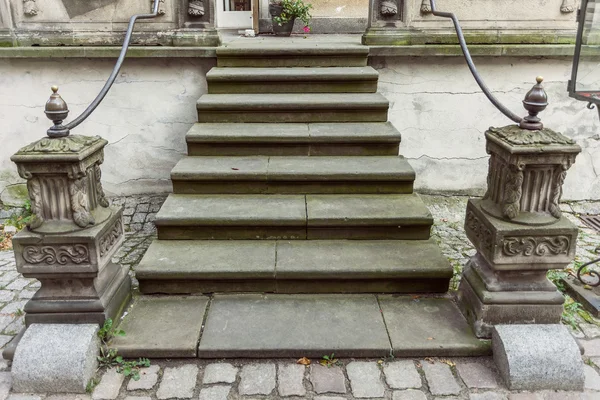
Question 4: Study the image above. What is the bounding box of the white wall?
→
[0,56,598,205]
[0,58,215,205]
[374,56,600,199]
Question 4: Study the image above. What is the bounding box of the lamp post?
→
[568,0,600,121]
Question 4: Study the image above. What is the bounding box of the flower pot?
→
[269,4,296,36]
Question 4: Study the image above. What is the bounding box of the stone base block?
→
[563,275,600,318]
[24,263,131,325]
[12,324,99,393]
[457,275,563,338]
[173,28,221,46]
[493,324,584,390]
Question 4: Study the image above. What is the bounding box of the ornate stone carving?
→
[16,135,102,155]
[380,0,398,16]
[188,0,205,16]
[69,176,94,228]
[549,165,567,219]
[23,244,90,265]
[488,125,575,146]
[27,177,44,230]
[420,0,431,13]
[466,210,492,251]
[560,0,576,13]
[94,164,110,208]
[99,217,123,257]
[23,0,38,16]
[502,236,570,257]
[502,163,524,220]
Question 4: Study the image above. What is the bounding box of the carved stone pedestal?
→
[9,134,131,326]
[457,125,581,338]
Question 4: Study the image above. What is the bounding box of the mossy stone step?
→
[186,122,401,156]
[170,155,415,194]
[216,45,369,67]
[196,93,389,123]
[110,294,490,358]
[154,193,432,240]
[135,239,452,294]
[207,67,378,94]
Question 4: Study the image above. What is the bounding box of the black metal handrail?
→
[66,0,161,130]
[429,0,523,124]
[46,0,161,137]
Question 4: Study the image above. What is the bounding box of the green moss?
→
[0,184,28,207]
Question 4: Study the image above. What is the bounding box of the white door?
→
[217,0,253,28]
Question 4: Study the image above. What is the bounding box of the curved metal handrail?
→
[64,0,161,131]
[429,0,523,124]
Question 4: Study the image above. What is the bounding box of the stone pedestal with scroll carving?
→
[457,125,581,338]
[9,135,131,326]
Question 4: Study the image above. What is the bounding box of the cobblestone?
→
[239,364,276,396]
[126,365,159,391]
[92,368,124,400]
[202,363,238,384]
[421,361,461,396]
[310,364,346,394]
[457,361,500,389]
[583,364,600,391]
[277,363,306,397]
[392,389,427,400]
[198,385,231,400]
[346,361,385,398]
[156,365,198,400]
[383,360,422,389]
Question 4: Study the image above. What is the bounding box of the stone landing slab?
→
[111,294,490,358]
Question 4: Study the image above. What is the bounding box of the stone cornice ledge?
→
[0,44,578,59]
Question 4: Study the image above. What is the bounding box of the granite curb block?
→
[493,324,585,391]
[12,324,99,394]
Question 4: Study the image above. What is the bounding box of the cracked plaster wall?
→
[0,58,215,205]
[0,56,598,204]
[373,56,600,200]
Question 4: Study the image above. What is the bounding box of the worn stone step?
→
[307,194,433,239]
[155,193,432,240]
[196,93,389,123]
[216,45,369,67]
[136,239,452,294]
[111,294,490,358]
[207,67,378,94]
[186,122,401,156]
[171,156,415,194]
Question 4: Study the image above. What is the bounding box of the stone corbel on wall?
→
[22,0,38,16]
[420,0,431,14]
[561,0,576,13]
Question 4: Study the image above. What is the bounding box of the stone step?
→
[207,67,379,94]
[171,156,415,194]
[196,93,389,123]
[216,45,369,67]
[154,193,433,240]
[186,122,401,156]
[111,294,490,358]
[136,239,452,294]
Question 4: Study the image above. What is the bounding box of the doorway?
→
[217,0,254,29]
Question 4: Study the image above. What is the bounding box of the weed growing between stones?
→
[97,318,151,381]
[320,353,342,367]
[547,266,600,329]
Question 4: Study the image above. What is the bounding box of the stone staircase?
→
[112,44,488,358]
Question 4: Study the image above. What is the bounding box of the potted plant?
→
[269,0,312,37]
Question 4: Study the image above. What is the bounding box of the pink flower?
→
[303,26,311,33]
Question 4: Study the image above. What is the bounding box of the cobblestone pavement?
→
[0,195,599,399]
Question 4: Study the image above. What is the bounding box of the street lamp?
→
[568,0,600,121]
